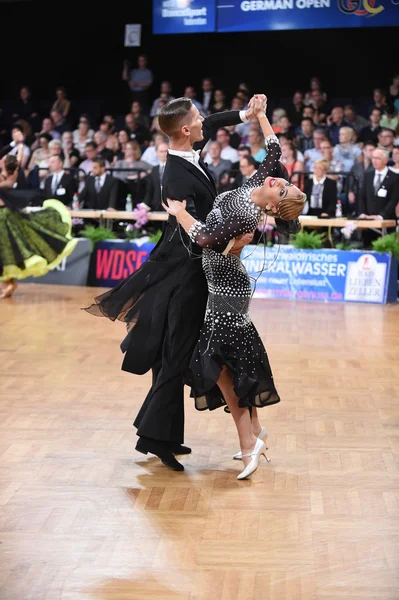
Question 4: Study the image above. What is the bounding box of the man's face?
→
[344,107,355,121]
[161,81,171,94]
[63,132,73,145]
[202,79,212,92]
[332,108,344,123]
[303,107,314,119]
[372,149,388,170]
[293,92,303,105]
[125,114,135,129]
[94,132,105,145]
[311,90,322,105]
[320,142,333,159]
[371,110,381,125]
[363,144,375,160]
[91,162,104,177]
[240,158,254,177]
[301,120,313,137]
[138,55,147,68]
[156,142,168,163]
[20,87,29,101]
[313,132,325,149]
[209,142,221,159]
[42,119,52,131]
[378,130,394,147]
[11,128,24,143]
[51,111,61,124]
[184,87,195,99]
[49,156,62,172]
[183,105,204,143]
[85,146,97,159]
[216,129,229,146]
[374,89,383,103]
[238,148,250,160]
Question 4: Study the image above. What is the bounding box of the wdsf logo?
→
[338,0,384,16]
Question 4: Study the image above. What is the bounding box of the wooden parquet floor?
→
[1,283,399,600]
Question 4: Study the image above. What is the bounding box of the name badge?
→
[57,187,66,196]
[377,188,387,198]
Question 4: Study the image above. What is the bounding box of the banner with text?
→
[241,247,397,303]
[153,0,216,33]
[153,0,398,33]
[92,239,155,288]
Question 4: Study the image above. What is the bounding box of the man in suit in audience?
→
[358,148,399,220]
[143,142,168,211]
[228,155,257,189]
[79,158,118,210]
[44,155,76,206]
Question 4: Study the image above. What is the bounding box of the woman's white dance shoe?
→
[233,427,268,460]
[237,438,270,480]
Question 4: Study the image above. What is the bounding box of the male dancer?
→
[129,96,265,470]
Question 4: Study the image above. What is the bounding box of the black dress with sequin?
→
[186,135,283,411]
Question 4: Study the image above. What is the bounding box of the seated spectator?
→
[326,107,349,146]
[304,129,326,172]
[271,108,286,133]
[93,131,108,157]
[12,86,38,123]
[62,131,80,169]
[123,112,151,146]
[183,86,205,117]
[378,128,395,160]
[204,128,238,164]
[99,121,113,137]
[43,154,76,206]
[204,141,232,191]
[277,115,295,139]
[333,126,362,171]
[380,105,398,132]
[247,129,266,162]
[102,135,119,166]
[368,88,387,115]
[73,114,94,155]
[304,76,327,106]
[358,148,398,220]
[102,114,116,134]
[30,117,60,152]
[50,108,70,136]
[344,105,368,135]
[308,89,328,125]
[287,91,305,127]
[347,141,376,211]
[79,141,109,175]
[297,117,315,153]
[79,158,118,210]
[113,140,152,182]
[303,159,337,217]
[229,155,257,189]
[26,133,52,173]
[37,139,64,183]
[389,145,399,174]
[359,108,382,145]
[143,142,169,211]
[230,144,251,171]
[281,141,304,187]
[131,100,150,129]
[389,74,399,103]
[141,132,169,166]
[5,125,31,169]
[51,86,71,119]
[209,89,227,114]
[224,124,241,149]
[150,81,175,117]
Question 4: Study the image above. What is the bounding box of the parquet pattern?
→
[0,284,398,599]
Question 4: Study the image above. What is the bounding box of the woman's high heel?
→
[233,426,268,460]
[237,438,270,480]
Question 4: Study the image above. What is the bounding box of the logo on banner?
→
[344,254,387,302]
[338,0,384,16]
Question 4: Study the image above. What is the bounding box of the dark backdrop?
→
[1,0,397,120]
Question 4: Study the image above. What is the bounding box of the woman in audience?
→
[102,135,119,166]
[113,140,152,182]
[333,127,361,171]
[209,89,227,114]
[304,76,327,106]
[389,145,399,174]
[73,115,94,156]
[248,129,266,162]
[280,141,304,187]
[38,139,63,183]
[51,86,71,118]
[303,159,337,217]
[62,131,80,169]
[131,101,150,129]
[116,129,131,159]
[26,133,52,173]
[271,108,286,133]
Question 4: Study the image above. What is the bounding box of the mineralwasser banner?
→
[241,246,397,303]
[153,0,399,33]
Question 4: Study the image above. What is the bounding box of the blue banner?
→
[241,246,397,303]
[217,0,399,32]
[153,0,398,33]
[153,0,216,34]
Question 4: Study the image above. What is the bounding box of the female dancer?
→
[162,103,305,479]
[0,151,77,298]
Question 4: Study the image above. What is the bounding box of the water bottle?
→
[72,193,80,210]
[125,193,133,212]
[335,199,342,217]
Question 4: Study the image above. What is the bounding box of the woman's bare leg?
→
[217,367,257,468]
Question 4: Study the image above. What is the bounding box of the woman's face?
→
[79,119,89,133]
[119,131,129,145]
[39,136,49,149]
[248,130,260,145]
[281,143,293,160]
[311,78,320,90]
[392,147,399,164]
[313,163,326,179]
[339,129,351,144]
[262,177,302,206]
[125,143,135,158]
[214,90,224,103]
